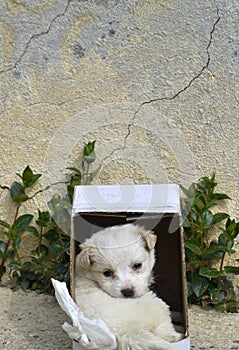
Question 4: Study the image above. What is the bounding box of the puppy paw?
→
[154,324,183,344]
[168,332,184,343]
[117,331,181,350]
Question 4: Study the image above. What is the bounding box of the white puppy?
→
[75,224,182,350]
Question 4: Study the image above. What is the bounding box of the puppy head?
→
[76,224,157,298]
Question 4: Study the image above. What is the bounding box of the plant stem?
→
[12,241,22,266]
[217,250,227,290]
[12,204,22,266]
[0,239,11,280]
[0,204,21,279]
[57,227,63,247]
[38,227,43,257]
[13,204,20,223]
[189,208,195,233]
[200,219,205,267]
[57,228,68,263]
[205,228,209,247]
[82,163,90,185]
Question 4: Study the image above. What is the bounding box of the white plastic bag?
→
[51,278,117,350]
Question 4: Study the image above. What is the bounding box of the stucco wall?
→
[0,0,238,230]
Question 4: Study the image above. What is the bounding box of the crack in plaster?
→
[99,2,221,173]
[0,185,10,190]
[0,0,72,74]
[27,181,67,200]
[131,3,220,119]
[0,181,66,201]
[0,1,221,194]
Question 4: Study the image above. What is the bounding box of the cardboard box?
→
[71,184,190,350]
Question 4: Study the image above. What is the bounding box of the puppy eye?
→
[132,263,142,271]
[103,269,114,277]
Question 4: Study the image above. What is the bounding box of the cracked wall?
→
[0,1,238,240]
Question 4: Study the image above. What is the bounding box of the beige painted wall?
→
[0,1,238,239]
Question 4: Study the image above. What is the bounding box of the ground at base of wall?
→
[0,287,239,350]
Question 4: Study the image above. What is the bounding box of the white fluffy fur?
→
[75,224,182,350]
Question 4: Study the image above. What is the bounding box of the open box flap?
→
[72,184,181,215]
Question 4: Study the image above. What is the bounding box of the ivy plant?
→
[66,140,99,202]
[181,173,239,312]
[0,141,98,293]
[0,166,40,281]
[48,141,99,238]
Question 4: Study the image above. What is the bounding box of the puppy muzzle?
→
[121,288,135,298]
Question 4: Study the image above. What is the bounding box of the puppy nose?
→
[121,288,134,298]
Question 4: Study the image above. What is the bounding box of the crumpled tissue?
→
[51,278,117,350]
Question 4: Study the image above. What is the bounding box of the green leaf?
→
[54,263,68,274]
[209,288,225,304]
[182,217,191,228]
[194,197,205,213]
[15,214,33,232]
[188,183,197,198]
[16,172,23,180]
[21,280,30,290]
[84,153,96,164]
[205,245,227,256]
[199,267,220,278]
[0,220,11,229]
[15,236,22,249]
[23,261,33,270]
[201,210,214,228]
[83,141,96,164]
[27,174,42,188]
[31,282,40,290]
[225,218,239,240]
[10,181,29,203]
[205,202,217,210]
[212,213,230,225]
[188,259,202,266]
[201,173,217,190]
[84,140,96,154]
[226,218,235,231]
[48,243,64,255]
[8,261,21,270]
[47,194,61,211]
[185,240,202,255]
[26,226,39,237]
[224,266,239,275]
[22,166,42,188]
[66,167,82,176]
[180,185,191,198]
[22,166,33,182]
[192,276,209,298]
[36,210,51,227]
[39,244,48,255]
[43,228,58,241]
[218,233,227,246]
[0,241,7,253]
[211,193,231,200]
[67,177,81,197]
[24,272,37,281]
[186,282,193,297]
[227,240,234,251]
[4,249,15,259]
[70,177,81,188]
[5,227,16,240]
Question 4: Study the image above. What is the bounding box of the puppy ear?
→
[76,244,94,269]
[141,230,157,251]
